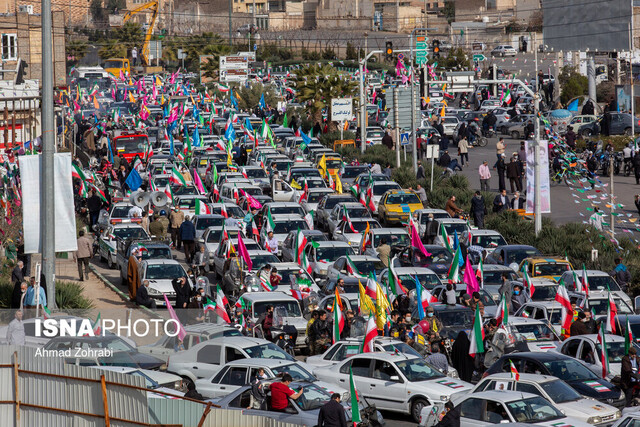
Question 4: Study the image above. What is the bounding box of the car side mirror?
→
[390,375,400,382]
[335,230,342,235]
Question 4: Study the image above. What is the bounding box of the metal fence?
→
[0,97,41,150]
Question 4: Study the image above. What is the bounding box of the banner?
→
[20,153,78,253]
[526,140,551,214]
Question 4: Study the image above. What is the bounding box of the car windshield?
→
[512,323,558,341]
[416,248,452,264]
[342,167,369,178]
[420,213,449,225]
[483,271,515,286]
[325,159,342,169]
[316,246,354,261]
[386,193,421,204]
[437,310,473,327]
[104,60,124,69]
[354,260,386,274]
[111,206,133,218]
[533,263,571,276]
[270,364,315,382]
[395,358,444,381]
[307,192,331,203]
[373,233,410,247]
[254,300,302,317]
[505,396,563,423]
[347,221,379,233]
[205,230,223,243]
[291,383,330,411]
[441,223,468,236]
[112,227,148,239]
[249,254,280,270]
[399,274,442,290]
[540,379,581,403]
[114,136,148,154]
[373,184,401,195]
[530,286,558,302]
[589,298,633,315]
[572,275,622,292]
[343,207,369,219]
[471,235,507,248]
[325,196,356,210]
[595,341,636,363]
[244,168,267,178]
[177,198,204,209]
[381,342,422,358]
[269,206,305,216]
[273,219,308,234]
[195,217,224,230]
[212,205,244,218]
[145,263,184,280]
[542,359,599,380]
[505,249,540,264]
[244,343,295,361]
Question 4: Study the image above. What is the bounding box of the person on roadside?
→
[180,216,196,263]
[507,153,523,193]
[496,153,507,192]
[478,160,491,192]
[416,184,428,207]
[589,207,604,231]
[445,195,462,218]
[458,136,469,167]
[169,207,185,249]
[6,310,25,345]
[86,189,102,227]
[634,151,640,185]
[621,347,640,407]
[416,160,425,180]
[470,191,486,228]
[25,279,46,309]
[318,393,347,427]
[11,261,24,286]
[75,230,93,282]
[495,138,505,163]
[511,191,525,210]
[493,189,509,213]
[136,280,157,309]
[611,257,632,293]
[439,150,451,168]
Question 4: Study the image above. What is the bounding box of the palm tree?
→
[294,65,357,130]
[66,40,88,66]
[99,39,126,60]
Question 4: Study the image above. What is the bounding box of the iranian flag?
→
[349,368,362,426]
[148,175,159,192]
[364,276,377,300]
[164,184,173,204]
[218,83,230,92]
[265,209,276,232]
[598,325,610,378]
[301,251,313,275]
[260,270,274,291]
[215,285,231,323]
[522,267,534,297]
[366,187,376,212]
[220,202,228,218]
[447,246,461,284]
[359,190,367,208]
[90,184,108,203]
[145,142,153,160]
[235,296,246,311]
[204,297,216,314]
[251,220,260,237]
[469,305,485,357]
[581,264,590,297]
[170,167,187,186]
[361,315,377,353]
[555,281,573,332]
[495,294,509,326]
[195,199,211,215]
[347,256,363,279]
[92,313,102,335]
[476,258,484,287]
[503,88,512,105]
[605,292,618,334]
[626,316,634,355]
[440,223,453,252]
[332,301,345,344]
[509,360,520,380]
[72,163,88,181]
[294,228,307,264]
[387,260,406,298]
[416,279,437,319]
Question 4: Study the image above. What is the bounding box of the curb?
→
[89,264,162,319]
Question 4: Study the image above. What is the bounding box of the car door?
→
[193,344,223,379]
[458,397,487,427]
[366,359,407,412]
[338,357,373,398]
[578,340,600,374]
[272,179,294,202]
[210,366,249,397]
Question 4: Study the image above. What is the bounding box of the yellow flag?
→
[440,106,446,117]
[375,282,390,330]
[318,154,327,174]
[358,280,376,315]
[161,94,165,105]
[155,75,161,86]
[128,91,136,103]
[335,174,343,194]
[93,96,100,110]
[291,179,302,190]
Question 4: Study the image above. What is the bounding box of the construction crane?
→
[122,0,159,66]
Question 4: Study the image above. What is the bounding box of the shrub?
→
[55,281,95,310]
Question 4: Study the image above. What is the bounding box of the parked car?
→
[491,45,517,57]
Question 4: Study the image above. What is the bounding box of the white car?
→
[302,241,355,278]
[491,45,517,57]
[369,181,402,213]
[97,223,149,269]
[560,334,640,377]
[314,352,472,423]
[195,358,348,399]
[91,366,186,397]
[560,270,632,308]
[332,218,381,247]
[421,390,590,427]
[471,373,620,426]
[259,214,309,256]
[137,259,189,306]
[326,255,385,281]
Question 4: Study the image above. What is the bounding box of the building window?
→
[1,34,17,61]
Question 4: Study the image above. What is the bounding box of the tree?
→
[89,0,106,24]
[66,40,88,66]
[113,22,144,53]
[98,39,126,59]
[559,66,588,104]
[443,1,455,24]
[235,85,279,111]
[105,0,125,13]
[527,10,543,32]
[439,48,470,70]
[294,64,357,130]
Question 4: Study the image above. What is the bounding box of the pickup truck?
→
[116,238,173,286]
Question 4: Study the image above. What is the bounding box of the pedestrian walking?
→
[506,153,523,192]
[495,138,505,163]
[180,216,196,263]
[589,207,604,231]
[86,189,102,227]
[416,161,425,180]
[496,154,507,192]
[478,160,491,191]
[458,137,469,166]
[634,152,640,184]
[170,207,185,248]
[75,230,93,281]
[11,261,24,286]
[470,191,486,228]
[131,46,138,66]
[6,310,25,345]
[318,393,347,427]
[493,189,509,213]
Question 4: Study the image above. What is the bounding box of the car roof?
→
[482,372,558,383]
[470,230,503,236]
[391,267,438,275]
[341,255,380,261]
[467,390,537,403]
[348,352,420,362]
[502,351,572,362]
[240,291,298,302]
[265,202,304,207]
[271,214,305,221]
[224,358,299,369]
[372,181,399,186]
[143,259,180,265]
[313,241,351,247]
[565,334,625,343]
[183,323,239,333]
[370,228,408,234]
[475,264,516,272]
[436,218,468,225]
[508,316,548,326]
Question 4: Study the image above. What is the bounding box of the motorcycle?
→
[614,152,624,175]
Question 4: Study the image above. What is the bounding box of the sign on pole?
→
[400,132,410,146]
[472,54,486,62]
[416,35,428,65]
[331,98,353,122]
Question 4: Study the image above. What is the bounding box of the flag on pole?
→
[349,368,362,425]
[295,228,307,263]
[447,247,461,283]
[215,285,231,323]
[495,294,509,326]
[469,305,485,356]
[361,315,377,353]
[237,233,253,272]
[204,297,216,314]
[605,292,618,334]
[598,325,610,378]
[509,360,520,380]
[332,300,344,344]
[163,294,186,342]
[555,281,573,333]
[170,166,187,186]
[195,199,211,215]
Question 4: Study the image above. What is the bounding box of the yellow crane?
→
[122,0,159,66]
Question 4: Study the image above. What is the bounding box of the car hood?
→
[558,398,619,424]
[278,316,308,331]
[532,416,592,427]
[343,233,363,245]
[146,279,176,292]
[525,341,559,352]
[306,355,334,368]
[204,242,220,253]
[566,378,621,400]
[415,377,473,397]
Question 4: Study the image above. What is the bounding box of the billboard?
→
[526,141,551,214]
[542,0,632,52]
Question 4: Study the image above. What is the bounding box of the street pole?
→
[534,94,542,236]
[228,0,233,48]
[42,0,56,307]
[359,59,366,154]
[630,23,635,139]
[533,33,538,90]
[394,85,401,167]
[411,34,418,172]
[610,155,615,238]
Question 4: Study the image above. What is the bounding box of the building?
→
[0,0,88,26]
[172,0,253,35]
[315,0,374,30]
[234,0,268,14]
[0,11,66,87]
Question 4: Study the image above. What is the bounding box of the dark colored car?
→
[484,245,541,269]
[579,113,640,137]
[395,245,453,278]
[485,352,624,408]
[413,303,473,340]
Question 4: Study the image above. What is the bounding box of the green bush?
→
[0,280,95,310]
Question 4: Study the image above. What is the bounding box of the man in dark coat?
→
[582,99,595,115]
[621,347,640,406]
[496,154,507,192]
[136,280,157,309]
[493,189,509,213]
[436,401,460,427]
[11,261,24,286]
[506,155,523,192]
[86,189,103,227]
[565,126,577,149]
[382,130,394,150]
[318,393,347,427]
[180,216,196,263]
[439,150,451,168]
[172,276,192,310]
[470,191,486,228]
[634,151,640,184]
[569,311,589,336]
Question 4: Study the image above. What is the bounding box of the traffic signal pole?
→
[360,50,382,154]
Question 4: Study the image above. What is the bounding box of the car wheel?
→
[411,398,429,423]
[510,130,519,139]
[500,126,507,134]
[624,127,632,136]
[180,376,194,391]
[582,129,592,137]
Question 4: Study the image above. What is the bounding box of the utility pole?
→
[533,32,538,90]
[610,155,615,238]
[359,50,382,154]
[42,0,56,306]
[393,85,400,167]
[228,0,233,47]
[534,94,542,236]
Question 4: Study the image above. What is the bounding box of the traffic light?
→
[432,39,440,58]
[385,41,393,62]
